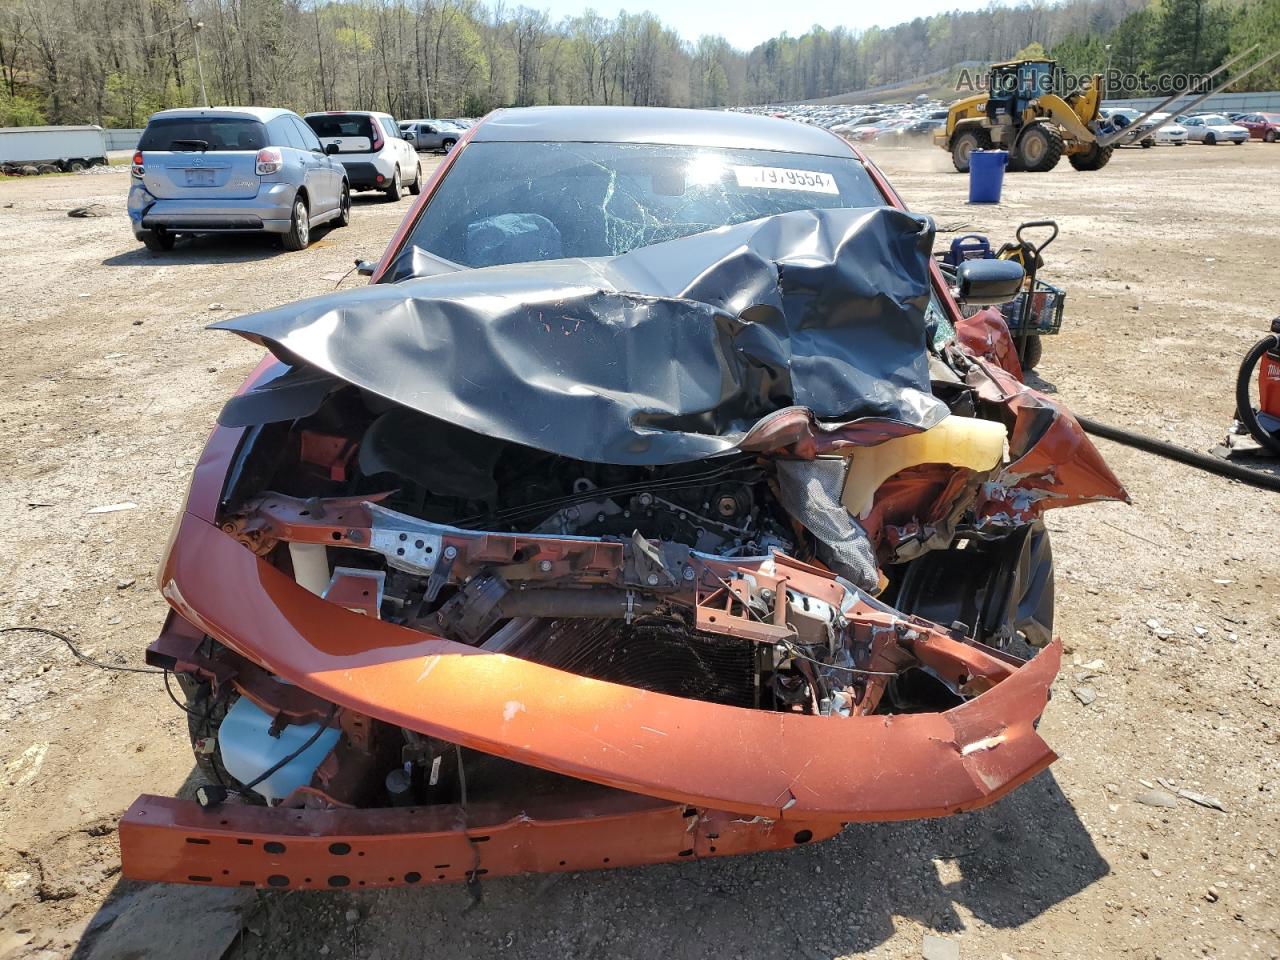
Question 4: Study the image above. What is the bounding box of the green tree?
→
[1153,0,1231,75]
[1230,0,1280,89]
[0,86,42,125]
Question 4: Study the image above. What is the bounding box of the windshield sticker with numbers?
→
[732,165,839,194]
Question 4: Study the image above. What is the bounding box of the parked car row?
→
[727,98,952,145]
[729,99,1279,155]
[126,106,449,253]
[1102,107,1278,146]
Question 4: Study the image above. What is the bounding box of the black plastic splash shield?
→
[211,206,946,465]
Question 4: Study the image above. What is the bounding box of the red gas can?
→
[1260,343,1280,420]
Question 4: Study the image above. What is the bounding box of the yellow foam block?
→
[840,415,1008,520]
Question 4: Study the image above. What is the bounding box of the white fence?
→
[1104,90,1280,114]
[103,128,143,151]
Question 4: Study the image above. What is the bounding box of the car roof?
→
[472,106,852,157]
[304,110,393,119]
[147,107,294,123]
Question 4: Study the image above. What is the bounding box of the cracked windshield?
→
[405,141,886,268]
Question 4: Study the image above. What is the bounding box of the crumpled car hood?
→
[211,206,947,464]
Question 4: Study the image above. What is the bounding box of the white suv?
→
[303,111,422,201]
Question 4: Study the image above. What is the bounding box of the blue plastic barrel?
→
[968,150,1008,204]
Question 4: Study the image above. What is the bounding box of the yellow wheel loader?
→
[937,46,1280,174]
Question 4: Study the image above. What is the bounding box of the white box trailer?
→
[0,125,108,174]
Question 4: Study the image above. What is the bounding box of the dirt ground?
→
[0,142,1277,960]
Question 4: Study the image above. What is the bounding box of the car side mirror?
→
[355,258,377,277]
[324,143,339,155]
[954,258,1025,306]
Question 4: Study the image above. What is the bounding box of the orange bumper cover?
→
[150,513,1058,824]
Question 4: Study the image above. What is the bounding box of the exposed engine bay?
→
[170,340,1100,813]
[127,205,1128,890]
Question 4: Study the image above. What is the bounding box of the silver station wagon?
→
[127,106,351,252]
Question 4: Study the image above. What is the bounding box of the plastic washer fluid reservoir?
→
[216,695,342,802]
[839,415,1008,520]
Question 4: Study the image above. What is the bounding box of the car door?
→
[292,116,338,211]
[383,117,412,171]
[1239,115,1261,139]
[279,117,328,215]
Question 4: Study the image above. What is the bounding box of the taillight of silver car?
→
[131,151,144,179]
[255,147,284,176]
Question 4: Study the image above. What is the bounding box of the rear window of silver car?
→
[139,116,267,152]
[405,141,884,268]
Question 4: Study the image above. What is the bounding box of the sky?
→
[533,0,977,52]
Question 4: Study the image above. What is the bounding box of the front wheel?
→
[1233,139,1244,145]
[1017,124,1064,172]
[408,161,422,195]
[383,168,401,201]
[1204,132,1217,145]
[281,196,311,251]
[140,229,175,252]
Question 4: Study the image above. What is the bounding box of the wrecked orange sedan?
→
[122,107,1126,891]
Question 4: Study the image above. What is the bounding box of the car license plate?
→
[185,169,216,186]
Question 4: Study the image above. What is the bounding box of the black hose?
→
[0,625,162,674]
[1235,334,1280,457]
[1076,415,1280,492]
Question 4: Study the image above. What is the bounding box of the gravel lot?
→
[0,143,1277,960]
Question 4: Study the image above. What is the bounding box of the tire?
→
[383,167,401,201]
[441,138,456,153]
[1140,139,1154,148]
[1016,124,1064,172]
[1068,142,1114,171]
[950,128,991,173]
[36,164,58,175]
[1018,333,1044,371]
[175,670,237,789]
[1266,131,1277,143]
[335,183,351,227]
[1233,139,1243,146]
[1235,334,1280,457]
[68,160,86,172]
[408,161,422,195]
[1204,132,1216,145]
[281,196,311,251]
[140,229,175,252]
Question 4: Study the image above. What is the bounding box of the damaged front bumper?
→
[122,792,844,890]
[121,509,1060,890]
